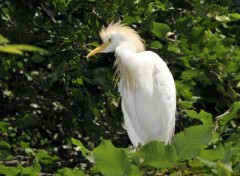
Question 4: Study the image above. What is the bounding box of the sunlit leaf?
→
[93,140,131,176]
[150,41,163,49]
[0,165,19,176]
[56,167,84,176]
[0,45,23,55]
[71,138,91,157]
[173,125,213,161]
[151,22,171,39]
[215,15,230,22]
[199,145,225,161]
[0,122,10,133]
[217,161,232,176]
[0,34,9,44]
[230,13,240,21]
[132,141,177,168]
[219,101,240,125]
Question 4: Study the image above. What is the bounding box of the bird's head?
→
[86,22,145,58]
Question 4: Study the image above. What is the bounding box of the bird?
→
[87,22,176,147]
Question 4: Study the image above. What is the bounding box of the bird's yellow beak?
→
[86,40,111,58]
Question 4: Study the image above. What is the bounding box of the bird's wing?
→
[119,51,176,146]
[153,54,176,143]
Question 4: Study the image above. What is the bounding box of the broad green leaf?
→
[122,16,137,24]
[32,54,45,63]
[56,167,84,176]
[219,102,240,125]
[215,15,230,22]
[194,4,208,19]
[150,41,163,49]
[224,61,239,73]
[0,34,9,44]
[230,13,240,21]
[189,26,205,43]
[184,110,198,119]
[151,22,171,39]
[173,125,213,161]
[115,0,124,7]
[184,110,213,125]
[35,150,59,165]
[132,141,177,168]
[217,161,232,176]
[0,140,11,150]
[17,161,41,176]
[198,110,213,125]
[168,42,180,54]
[0,165,19,176]
[71,138,91,157]
[129,164,141,176]
[199,145,225,161]
[177,100,194,109]
[0,150,13,160]
[181,69,198,79]
[93,139,131,176]
[0,122,10,133]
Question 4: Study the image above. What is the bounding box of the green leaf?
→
[0,44,48,55]
[181,69,198,79]
[0,150,13,160]
[189,26,205,43]
[217,161,232,176]
[151,22,171,39]
[230,13,240,21]
[150,41,163,49]
[35,150,59,165]
[219,102,240,125]
[168,42,181,54]
[199,145,225,161]
[0,122,10,133]
[224,61,239,73]
[215,15,230,22]
[122,16,137,24]
[0,34,9,44]
[93,139,131,176]
[0,165,20,176]
[73,78,83,86]
[56,167,84,176]
[184,110,213,125]
[0,45,23,55]
[173,125,213,161]
[194,4,208,19]
[32,54,45,63]
[71,138,91,156]
[198,110,213,125]
[129,164,141,176]
[0,140,11,150]
[11,44,48,54]
[115,0,124,7]
[132,141,177,168]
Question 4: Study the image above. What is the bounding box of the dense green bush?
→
[0,0,239,175]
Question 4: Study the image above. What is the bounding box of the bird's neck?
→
[114,45,137,91]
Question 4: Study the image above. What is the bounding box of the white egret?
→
[87,22,176,146]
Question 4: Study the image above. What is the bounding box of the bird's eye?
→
[108,38,112,42]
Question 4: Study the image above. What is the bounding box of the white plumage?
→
[87,22,176,146]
